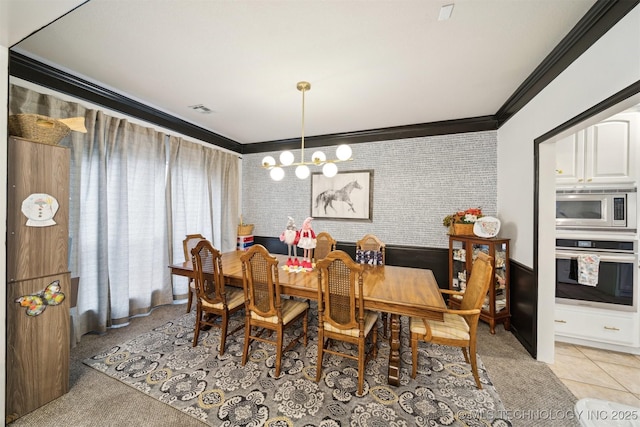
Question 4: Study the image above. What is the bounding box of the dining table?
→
[169,249,447,386]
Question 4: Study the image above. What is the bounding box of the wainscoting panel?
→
[509,260,537,357]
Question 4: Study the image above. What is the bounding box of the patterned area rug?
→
[84,307,512,426]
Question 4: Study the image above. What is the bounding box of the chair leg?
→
[275,327,283,377]
[462,346,470,364]
[219,312,228,356]
[371,324,378,359]
[382,313,387,338]
[242,317,251,366]
[315,329,324,382]
[358,338,365,396]
[193,306,202,347]
[411,332,418,378]
[469,341,482,389]
[303,310,308,347]
[186,285,193,313]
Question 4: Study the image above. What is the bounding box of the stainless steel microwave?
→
[556,191,637,230]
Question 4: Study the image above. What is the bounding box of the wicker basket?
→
[237,224,254,236]
[8,114,71,145]
[451,223,474,236]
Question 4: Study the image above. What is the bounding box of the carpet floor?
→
[82,305,512,426]
[8,303,579,426]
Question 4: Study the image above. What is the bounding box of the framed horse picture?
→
[311,170,373,220]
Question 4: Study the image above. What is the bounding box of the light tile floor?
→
[549,341,640,408]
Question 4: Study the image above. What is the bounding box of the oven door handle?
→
[555,250,637,263]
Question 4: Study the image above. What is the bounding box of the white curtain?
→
[9,84,240,343]
[167,136,240,299]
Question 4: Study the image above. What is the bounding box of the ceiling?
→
[6,0,601,146]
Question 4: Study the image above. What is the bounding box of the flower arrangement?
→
[443,208,483,235]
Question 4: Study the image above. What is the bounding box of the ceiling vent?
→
[188,104,213,114]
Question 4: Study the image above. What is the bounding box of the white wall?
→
[497,5,640,362]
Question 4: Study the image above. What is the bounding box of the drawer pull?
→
[555,320,567,323]
[604,326,620,331]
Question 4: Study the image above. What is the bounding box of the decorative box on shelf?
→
[450,223,474,236]
[237,235,254,251]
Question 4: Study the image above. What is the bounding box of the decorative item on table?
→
[237,215,254,236]
[473,216,501,238]
[355,249,384,265]
[237,235,254,251]
[9,114,87,145]
[280,216,300,271]
[293,217,316,271]
[443,207,483,235]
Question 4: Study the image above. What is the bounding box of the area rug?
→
[84,307,512,426]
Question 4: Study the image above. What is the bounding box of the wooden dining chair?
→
[355,233,389,336]
[312,231,337,264]
[355,233,385,265]
[316,250,378,396]
[183,233,206,313]
[240,244,309,377]
[410,251,494,388]
[191,240,245,355]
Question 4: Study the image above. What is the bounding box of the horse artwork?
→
[311,170,373,220]
[315,180,362,214]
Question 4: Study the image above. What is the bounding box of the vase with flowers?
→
[443,208,483,235]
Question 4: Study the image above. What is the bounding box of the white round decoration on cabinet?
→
[473,216,501,238]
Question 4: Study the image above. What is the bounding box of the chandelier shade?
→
[261,81,353,180]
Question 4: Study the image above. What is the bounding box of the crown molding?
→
[495,0,640,126]
[241,116,498,154]
[9,51,243,154]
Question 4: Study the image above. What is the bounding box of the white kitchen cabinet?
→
[556,112,639,188]
[555,304,639,351]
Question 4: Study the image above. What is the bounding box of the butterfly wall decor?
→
[15,280,66,316]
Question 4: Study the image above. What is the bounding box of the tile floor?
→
[549,341,640,408]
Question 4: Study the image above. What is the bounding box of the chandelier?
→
[262,81,353,181]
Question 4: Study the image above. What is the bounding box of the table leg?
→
[387,313,401,386]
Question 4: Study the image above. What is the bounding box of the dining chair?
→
[191,240,245,355]
[355,233,389,336]
[312,231,337,264]
[355,233,385,265]
[410,251,494,388]
[183,233,207,313]
[315,250,378,396]
[240,244,309,377]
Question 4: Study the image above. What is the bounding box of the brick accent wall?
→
[242,130,497,249]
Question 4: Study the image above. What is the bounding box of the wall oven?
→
[555,237,637,311]
[556,190,637,231]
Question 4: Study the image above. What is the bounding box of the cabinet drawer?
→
[555,305,639,346]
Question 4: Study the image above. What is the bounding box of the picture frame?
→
[311,169,373,221]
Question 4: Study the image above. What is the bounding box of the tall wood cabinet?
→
[448,235,510,334]
[6,137,70,422]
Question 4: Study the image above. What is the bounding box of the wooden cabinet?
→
[448,235,510,334]
[555,304,639,349]
[6,137,70,423]
[556,112,639,188]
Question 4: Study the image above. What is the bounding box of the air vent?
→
[188,104,213,114]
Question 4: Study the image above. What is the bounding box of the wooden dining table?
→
[169,250,447,386]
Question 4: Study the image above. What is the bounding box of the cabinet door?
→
[584,112,638,186]
[6,273,70,420]
[450,239,467,292]
[556,131,586,187]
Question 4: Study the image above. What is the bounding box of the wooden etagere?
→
[448,234,511,334]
